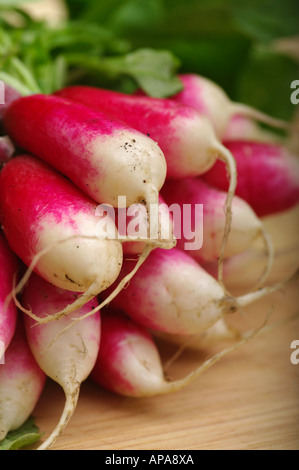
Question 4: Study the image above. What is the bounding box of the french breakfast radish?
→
[53,85,237,180]
[203,141,299,217]
[161,177,273,265]
[54,85,238,284]
[172,74,290,138]
[3,94,168,243]
[0,136,15,166]
[91,310,269,398]
[0,318,46,442]
[23,273,101,451]
[0,155,123,322]
[99,247,292,337]
[0,232,18,355]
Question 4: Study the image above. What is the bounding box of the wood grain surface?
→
[29,206,299,451]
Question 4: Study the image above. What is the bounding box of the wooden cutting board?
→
[30,207,299,450]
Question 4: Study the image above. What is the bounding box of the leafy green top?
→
[0,0,298,120]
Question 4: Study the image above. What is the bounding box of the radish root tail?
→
[232,103,291,133]
[7,235,153,324]
[250,224,275,291]
[37,386,80,450]
[42,245,154,350]
[214,143,237,294]
[144,184,176,250]
[159,308,299,396]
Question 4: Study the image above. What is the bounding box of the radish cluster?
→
[0,72,298,450]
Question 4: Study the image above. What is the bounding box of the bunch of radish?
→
[0,73,298,450]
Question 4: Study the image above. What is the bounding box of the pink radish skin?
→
[23,273,101,451]
[3,94,167,214]
[91,310,274,398]
[161,178,272,262]
[100,247,284,336]
[53,85,237,180]
[0,136,15,166]
[0,232,18,354]
[91,311,165,397]
[203,141,299,217]
[0,155,123,321]
[173,74,290,138]
[0,318,46,441]
[53,86,238,284]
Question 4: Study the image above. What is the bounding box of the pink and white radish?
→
[54,85,237,180]
[23,274,101,450]
[161,177,273,262]
[0,137,15,167]
[0,155,123,322]
[99,247,290,337]
[3,94,168,243]
[172,74,290,138]
[0,318,46,442]
[53,85,238,282]
[91,310,268,398]
[203,140,299,217]
[0,232,18,355]
[23,273,101,451]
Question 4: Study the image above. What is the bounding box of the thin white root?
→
[43,245,154,349]
[141,310,272,396]
[6,235,153,325]
[157,309,299,396]
[214,143,237,294]
[5,235,103,323]
[39,243,153,327]
[162,323,241,372]
[235,266,299,309]
[249,224,275,291]
[120,234,176,251]
[144,184,176,250]
[37,386,80,451]
[14,278,100,324]
[232,103,291,133]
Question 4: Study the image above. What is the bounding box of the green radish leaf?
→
[119,48,183,97]
[99,48,183,97]
[63,47,182,97]
[0,417,43,450]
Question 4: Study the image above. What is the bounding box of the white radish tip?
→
[5,234,135,325]
[37,387,80,450]
[41,244,154,350]
[249,224,275,291]
[148,310,274,397]
[211,143,237,293]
